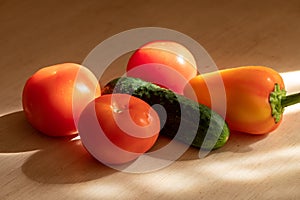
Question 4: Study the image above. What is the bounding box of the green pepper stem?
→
[270,84,300,123]
[269,84,286,123]
[281,92,300,108]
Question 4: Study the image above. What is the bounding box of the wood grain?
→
[1,0,300,199]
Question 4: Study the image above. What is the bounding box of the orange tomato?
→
[127,40,197,94]
[78,94,160,164]
[22,63,100,136]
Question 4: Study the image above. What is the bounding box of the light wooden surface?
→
[1,0,300,199]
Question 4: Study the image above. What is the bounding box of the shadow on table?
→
[21,139,118,184]
[0,111,117,184]
[0,111,63,153]
[151,130,268,161]
[0,111,272,182]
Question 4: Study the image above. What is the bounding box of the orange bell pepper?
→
[183,66,300,134]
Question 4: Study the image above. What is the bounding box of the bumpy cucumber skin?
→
[102,77,230,150]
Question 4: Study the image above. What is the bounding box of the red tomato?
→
[22,63,100,136]
[78,94,160,165]
[127,40,197,94]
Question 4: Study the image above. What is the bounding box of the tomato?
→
[22,63,100,136]
[78,94,160,165]
[126,40,197,94]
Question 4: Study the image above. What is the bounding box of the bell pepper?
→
[183,66,300,134]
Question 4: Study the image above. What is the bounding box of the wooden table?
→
[1,0,300,199]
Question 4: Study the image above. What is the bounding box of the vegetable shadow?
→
[176,130,268,161]
[0,111,270,181]
[0,111,117,184]
[21,139,117,184]
[222,130,269,152]
[0,111,63,153]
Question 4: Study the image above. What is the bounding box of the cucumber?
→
[102,77,230,150]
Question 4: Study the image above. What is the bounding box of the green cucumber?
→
[102,77,230,150]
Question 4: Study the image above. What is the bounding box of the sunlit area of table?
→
[1,0,300,199]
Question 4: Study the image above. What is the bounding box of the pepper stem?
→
[269,83,300,123]
[281,92,300,108]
